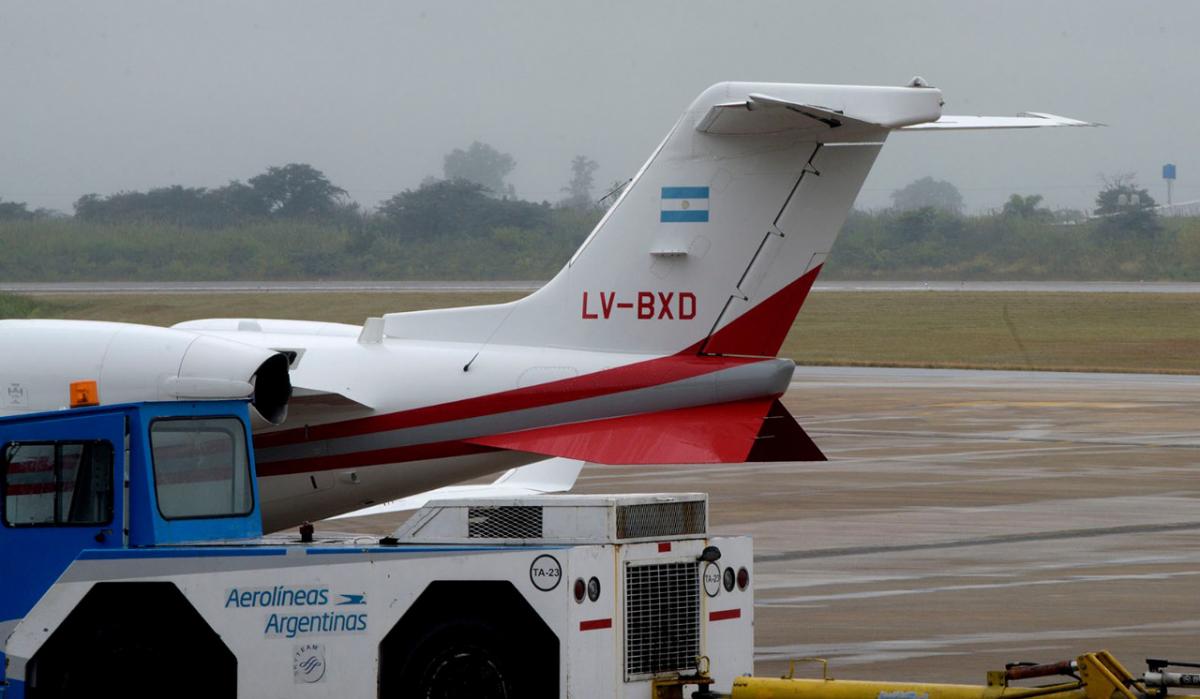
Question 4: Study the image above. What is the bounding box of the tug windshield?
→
[150,417,253,519]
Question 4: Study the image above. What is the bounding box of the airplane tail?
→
[383,81,940,357]
[180,82,1091,471]
[381,82,1090,359]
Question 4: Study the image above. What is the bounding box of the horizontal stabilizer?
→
[899,112,1098,130]
[698,93,1094,136]
[697,93,891,136]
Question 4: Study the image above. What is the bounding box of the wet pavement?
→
[573,367,1200,682]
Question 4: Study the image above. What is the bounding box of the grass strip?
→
[7,290,1197,375]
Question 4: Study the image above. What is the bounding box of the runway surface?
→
[5,280,1200,294]
[328,366,1199,682]
[574,367,1200,681]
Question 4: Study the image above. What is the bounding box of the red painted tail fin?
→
[700,265,823,358]
[747,399,826,462]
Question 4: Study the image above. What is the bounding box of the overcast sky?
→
[2,1,1196,215]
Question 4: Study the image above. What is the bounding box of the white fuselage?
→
[183,325,792,530]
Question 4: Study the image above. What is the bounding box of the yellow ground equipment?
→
[729,652,1200,699]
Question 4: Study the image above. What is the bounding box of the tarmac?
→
[573,367,1200,683]
[327,366,1200,684]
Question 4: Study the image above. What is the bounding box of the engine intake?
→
[249,353,291,424]
[0,320,292,424]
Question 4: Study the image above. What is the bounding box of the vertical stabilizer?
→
[384,81,943,357]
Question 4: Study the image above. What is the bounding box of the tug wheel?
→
[379,581,558,699]
[403,620,514,698]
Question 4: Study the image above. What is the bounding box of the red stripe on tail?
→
[702,264,823,357]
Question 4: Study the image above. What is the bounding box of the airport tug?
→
[0,400,753,698]
[3,399,1194,699]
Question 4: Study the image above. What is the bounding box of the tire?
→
[379,582,557,699]
[27,583,235,699]
[396,619,520,699]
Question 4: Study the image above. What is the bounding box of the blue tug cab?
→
[0,400,261,696]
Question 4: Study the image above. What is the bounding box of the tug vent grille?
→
[466,505,543,539]
[616,501,706,540]
[624,561,701,679]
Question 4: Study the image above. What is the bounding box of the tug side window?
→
[150,417,253,519]
[3,441,115,526]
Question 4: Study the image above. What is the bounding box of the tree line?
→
[0,148,1195,281]
[825,174,1197,280]
[0,141,608,280]
[0,141,608,229]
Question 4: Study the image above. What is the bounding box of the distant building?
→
[1155,199,1200,218]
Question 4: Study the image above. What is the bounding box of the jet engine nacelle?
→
[0,320,291,424]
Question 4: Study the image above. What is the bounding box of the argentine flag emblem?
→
[660,186,709,223]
